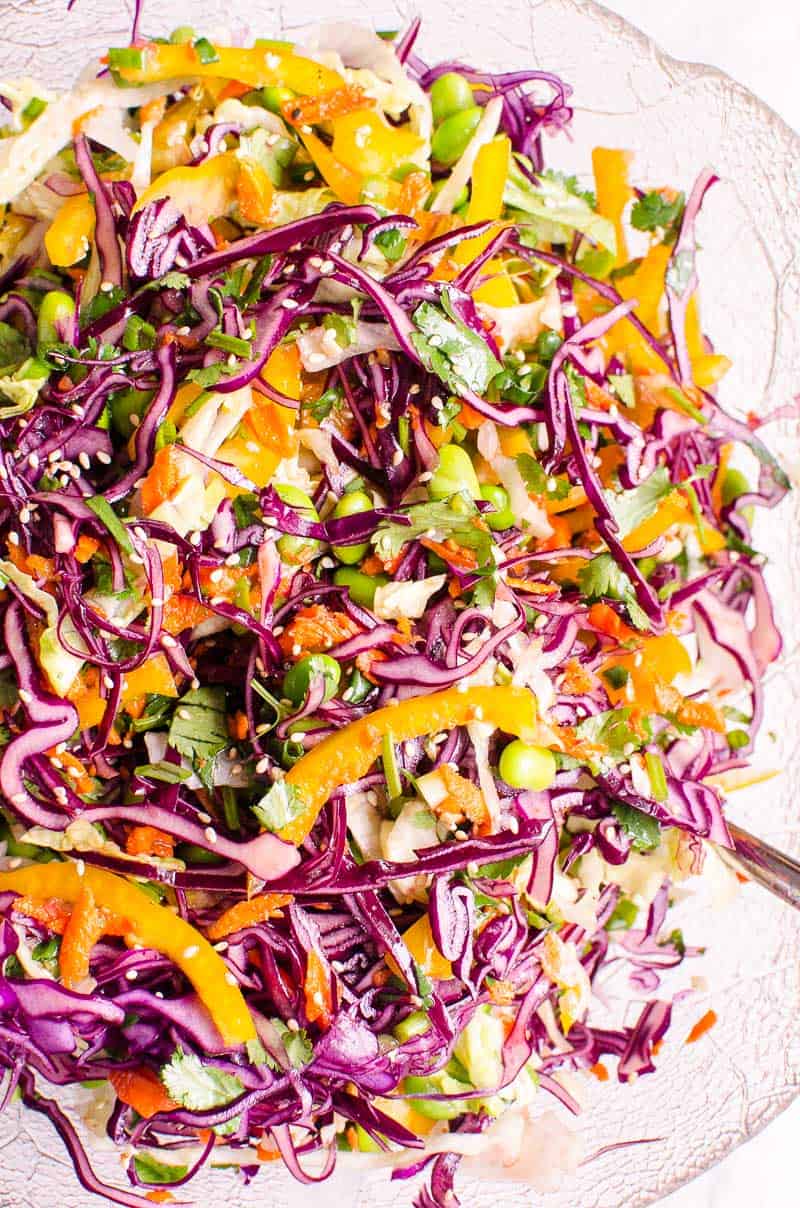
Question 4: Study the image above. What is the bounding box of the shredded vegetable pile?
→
[0,12,791,1206]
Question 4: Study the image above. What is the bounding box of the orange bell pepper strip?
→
[141,444,187,514]
[591,148,633,266]
[602,633,692,712]
[236,158,275,226]
[110,41,344,95]
[304,949,333,1029]
[207,893,292,942]
[126,825,175,859]
[278,605,361,660]
[297,129,364,205]
[74,534,100,563]
[161,593,215,636]
[45,193,95,268]
[684,294,731,388]
[389,914,453,982]
[587,601,638,643]
[109,1067,178,1118]
[280,685,539,845]
[0,863,257,1047]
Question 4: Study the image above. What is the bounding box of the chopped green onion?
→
[665,386,708,425]
[206,330,253,358]
[222,785,240,831]
[22,96,47,121]
[193,37,220,65]
[382,732,403,800]
[108,47,144,70]
[134,762,192,784]
[602,665,630,690]
[644,751,668,802]
[85,496,133,556]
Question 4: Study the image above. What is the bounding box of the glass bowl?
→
[0,1,797,1205]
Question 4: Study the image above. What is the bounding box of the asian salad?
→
[0,9,790,1206]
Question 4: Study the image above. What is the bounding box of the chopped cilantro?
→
[271,1019,313,1068]
[611,800,661,851]
[252,780,304,832]
[372,498,493,568]
[161,1048,244,1111]
[630,190,685,238]
[576,707,650,766]
[168,687,228,777]
[605,466,675,538]
[516,453,571,500]
[411,286,502,397]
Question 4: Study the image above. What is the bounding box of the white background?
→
[599,8,800,1205]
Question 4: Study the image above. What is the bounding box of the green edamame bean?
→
[480,483,514,530]
[260,85,295,114]
[110,387,153,439]
[275,483,322,565]
[283,653,341,706]
[430,72,474,125]
[404,1074,472,1120]
[37,290,75,353]
[331,488,372,565]
[334,566,387,610]
[533,329,563,361]
[431,106,482,166]
[498,740,557,791]
[429,443,481,501]
[721,467,750,507]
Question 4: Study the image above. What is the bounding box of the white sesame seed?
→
[204,827,218,843]
[126,969,139,981]
[103,675,115,690]
[97,451,112,465]
[50,756,63,770]
[183,946,199,959]
[76,859,86,877]
[161,634,177,648]
[18,688,32,703]
[225,972,238,986]
[7,531,19,545]
[189,531,202,546]
[225,553,240,566]
[391,449,403,466]
[71,404,85,418]
[291,643,302,657]
[48,449,61,463]
[129,413,140,428]
[78,451,91,470]
[19,507,30,524]
[210,595,225,606]
[281,298,299,310]
[27,452,39,469]
[150,597,164,607]
[213,941,228,952]
[178,709,190,720]
[286,1018,300,1032]
[197,812,212,824]
[56,742,66,754]
[256,757,270,774]
[209,568,224,583]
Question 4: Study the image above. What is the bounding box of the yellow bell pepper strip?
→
[262,341,304,401]
[110,41,344,96]
[134,152,240,225]
[44,193,95,267]
[331,110,425,179]
[685,294,732,388]
[389,914,453,981]
[623,490,725,555]
[601,243,672,373]
[455,135,511,266]
[0,863,257,1047]
[592,147,633,266]
[297,129,364,205]
[280,685,538,845]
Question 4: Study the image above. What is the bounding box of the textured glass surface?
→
[0,2,798,1204]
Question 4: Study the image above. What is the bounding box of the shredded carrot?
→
[207,893,292,941]
[14,895,72,935]
[281,84,373,127]
[420,537,479,571]
[278,604,361,659]
[141,444,185,514]
[685,1009,717,1044]
[145,1192,175,1204]
[355,648,387,683]
[218,79,251,101]
[398,169,431,215]
[228,710,249,742]
[304,948,333,1029]
[589,1062,609,1082]
[58,886,129,989]
[160,592,214,636]
[437,764,490,832]
[109,1067,177,1118]
[587,602,638,642]
[125,826,175,860]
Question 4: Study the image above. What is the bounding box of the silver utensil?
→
[722,821,800,911]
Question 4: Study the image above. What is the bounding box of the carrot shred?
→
[206,893,292,941]
[125,825,175,860]
[109,1067,178,1118]
[589,1061,609,1081]
[685,1009,717,1044]
[281,84,373,127]
[304,948,333,1029]
[278,605,360,659]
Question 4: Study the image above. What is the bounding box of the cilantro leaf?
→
[130,693,175,733]
[611,800,661,851]
[133,1153,189,1186]
[411,286,502,397]
[142,270,191,293]
[541,169,596,208]
[576,707,650,766]
[185,362,232,389]
[168,687,228,772]
[578,553,631,601]
[372,499,493,566]
[161,1049,244,1111]
[516,453,570,500]
[605,466,675,538]
[271,1018,313,1068]
[252,780,304,832]
[246,1037,279,1070]
[630,190,685,236]
[134,762,192,785]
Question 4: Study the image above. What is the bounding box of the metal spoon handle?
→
[724,821,800,911]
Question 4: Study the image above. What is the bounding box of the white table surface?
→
[600,2,799,1205]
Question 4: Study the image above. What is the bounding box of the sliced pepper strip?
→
[0,863,257,1047]
[591,147,633,266]
[297,129,364,205]
[111,42,344,95]
[281,685,538,844]
[455,135,511,266]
